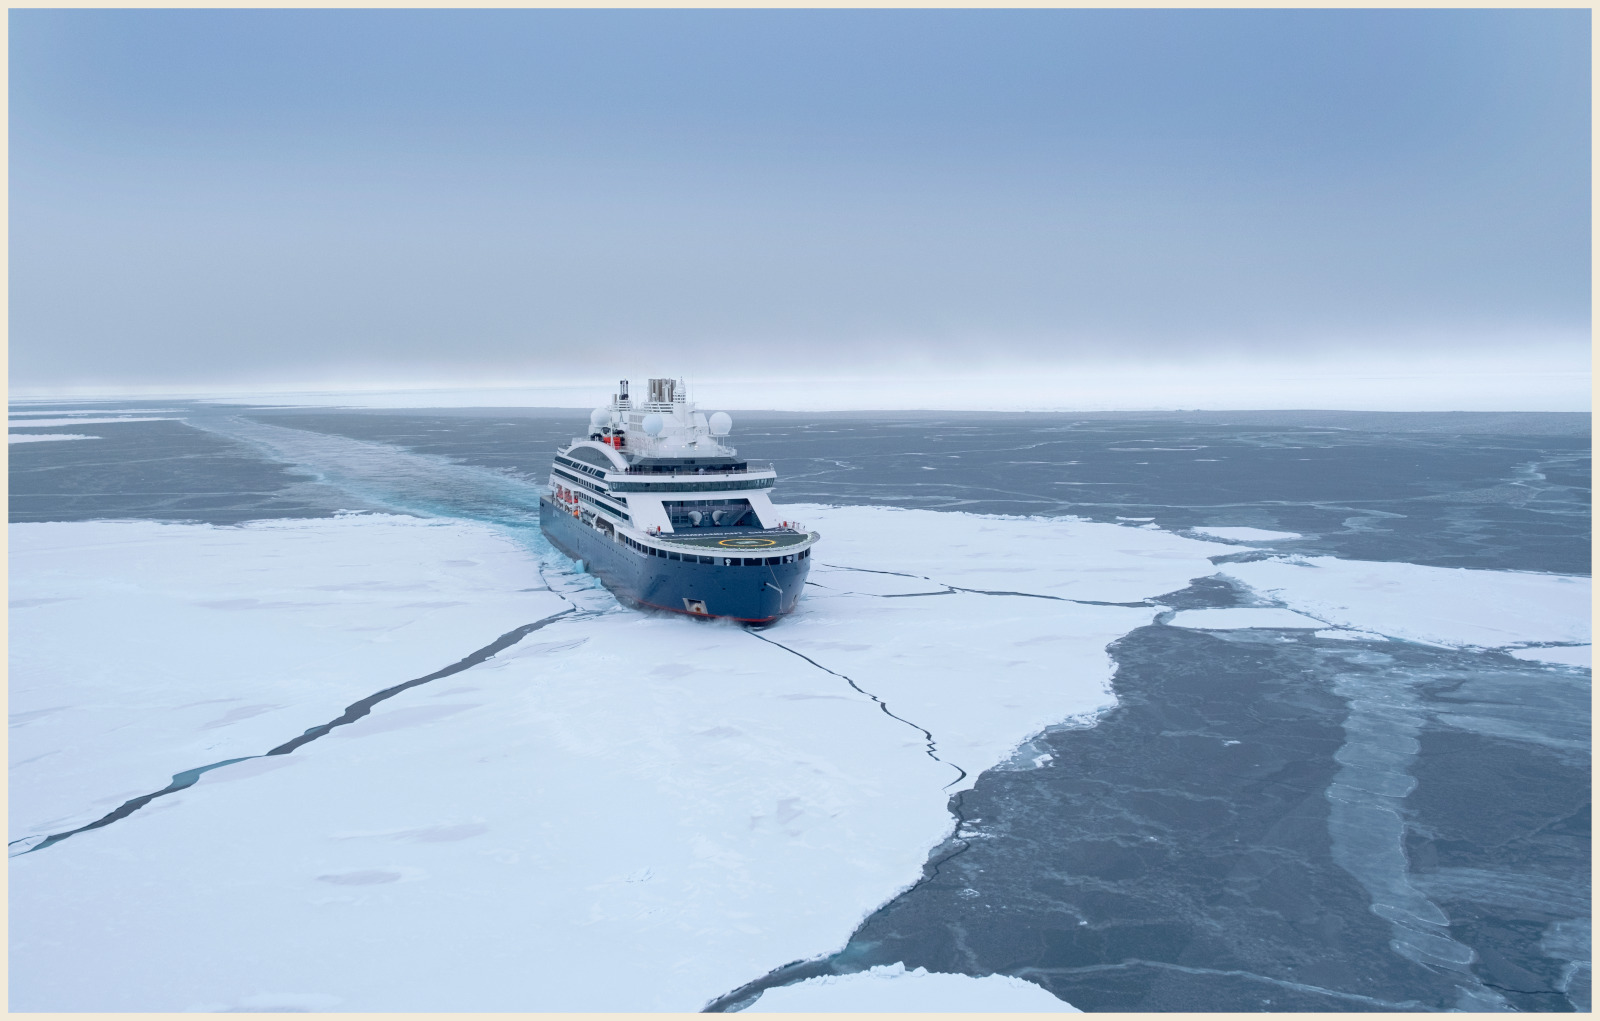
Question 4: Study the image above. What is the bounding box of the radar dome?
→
[642,413,666,436]
[589,407,609,429]
[708,412,733,436]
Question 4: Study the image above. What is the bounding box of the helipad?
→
[664,530,814,551]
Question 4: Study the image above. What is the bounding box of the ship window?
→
[565,447,615,470]
[740,557,757,566]
[662,498,754,528]
[668,552,680,561]
[799,548,809,560]
[765,556,779,566]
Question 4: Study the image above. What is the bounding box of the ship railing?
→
[621,461,774,476]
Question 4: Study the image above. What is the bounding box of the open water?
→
[9,401,1591,1011]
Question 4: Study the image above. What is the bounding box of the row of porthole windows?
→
[619,534,810,567]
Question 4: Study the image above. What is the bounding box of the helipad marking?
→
[717,537,779,548]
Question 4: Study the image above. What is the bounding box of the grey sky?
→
[9,9,1590,393]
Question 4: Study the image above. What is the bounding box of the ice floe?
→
[9,408,184,416]
[1315,628,1389,642]
[1168,607,1326,630]
[8,416,177,428]
[1219,556,1590,649]
[8,433,100,444]
[744,962,1075,1011]
[1192,526,1303,541]
[1507,645,1592,668]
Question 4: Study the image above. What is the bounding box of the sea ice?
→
[1507,645,1592,668]
[10,505,1233,1010]
[1220,557,1590,649]
[743,962,1075,1011]
[8,408,184,416]
[1315,628,1388,642]
[1191,526,1303,541]
[9,503,1589,1011]
[9,516,570,838]
[804,504,1240,606]
[7,416,176,428]
[1168,607,1326,630]
[8,433,100,444]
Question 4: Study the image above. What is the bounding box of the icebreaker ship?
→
[539,377,818,622]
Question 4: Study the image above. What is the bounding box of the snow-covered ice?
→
[1168,607,1326,630]
[10,516,569,839]
[10,504,1590,1011]
[8,433,100,444]
[744,962,1076,1011]
[9,408,184,416]
[1219,556,1590,649]
[1191,526,1303,541]
[1315,628,1389,642]
[1507,645,1592,668]
[7,416,176,428]
[10,507,1234,1010]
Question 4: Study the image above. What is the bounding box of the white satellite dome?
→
[642,413,666,436]
[708,411,733,437]
[589,407,609,429]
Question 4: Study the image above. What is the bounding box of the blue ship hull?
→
[539,498,810,623]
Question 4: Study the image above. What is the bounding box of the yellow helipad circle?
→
[717,537,779,548]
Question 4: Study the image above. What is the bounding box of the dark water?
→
[9,401,1591,1011]
[12,404,1588,577]
[8,405,362,524]
[770,599,1591,1012]
[261,407,1589,575]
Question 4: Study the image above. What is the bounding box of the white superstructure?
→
[547,378,804,545]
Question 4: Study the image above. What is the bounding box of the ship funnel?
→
[648,378,676,405]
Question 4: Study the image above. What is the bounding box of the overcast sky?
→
[9,9,1591,407]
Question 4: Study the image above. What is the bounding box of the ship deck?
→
[655,529,813,551]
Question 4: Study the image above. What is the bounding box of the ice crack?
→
[814,562,1153,608]
[703,630,997,1010]
[9,609,577,858]
[747,630,967,790]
